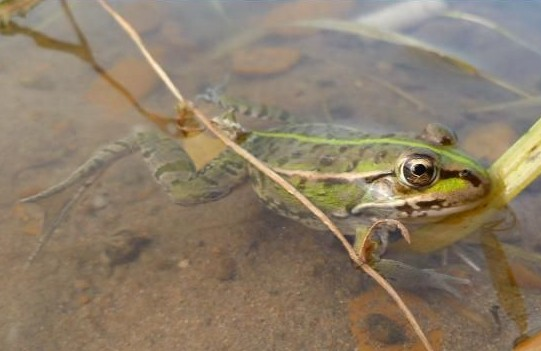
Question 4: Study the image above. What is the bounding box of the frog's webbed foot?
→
[374,259,471,298]
[21,135,137,204]
[21,135,138,266]
[195,77,229,106]
[354,219,469,296]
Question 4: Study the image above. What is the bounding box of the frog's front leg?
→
[354,220,470,297]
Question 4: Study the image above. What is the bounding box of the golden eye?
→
[398,153,439,188]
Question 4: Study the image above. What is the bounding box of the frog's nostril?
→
[459,169,472,178]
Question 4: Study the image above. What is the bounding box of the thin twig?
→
[361,73,437,115]
[97,0,185,103]
[97,1,433,350]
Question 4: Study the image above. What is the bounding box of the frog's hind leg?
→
[22,129,247,206]
[21,128,246,264]
[197,85,293,123]
[21,135,137,203]
[135,130,247,205]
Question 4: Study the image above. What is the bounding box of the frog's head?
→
[351,124,491,220]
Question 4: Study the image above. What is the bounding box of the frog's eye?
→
[397,153,439,188]
[418,123,457,146]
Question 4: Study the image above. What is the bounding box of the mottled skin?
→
[150,123,489,232]
[245,124,490,231]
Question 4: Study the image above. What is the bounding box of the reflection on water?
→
[2,1,541,350]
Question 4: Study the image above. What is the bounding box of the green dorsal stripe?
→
[252,130,485,173]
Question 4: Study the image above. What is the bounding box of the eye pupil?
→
[411,163,426,176]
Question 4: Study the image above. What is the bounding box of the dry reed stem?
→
[97,1,433,350]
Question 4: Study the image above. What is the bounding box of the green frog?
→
[22,91,491,295]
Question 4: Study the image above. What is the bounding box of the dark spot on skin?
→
[311,144,324,152]
[201,175,219,186]
[287,139,298,146]
[322,178,350,187]
[291,151,303,159]
[267,145,279,156]
[258,172,267,187]
[395,202,415,215]
[251,137,264,146]
[206,190,225,200]
[364,171,393,183]
[416,198,445,208]
[278,110,291,122]
[440,169,482,187]
[276,157,289,166]
[256,104,269,118]
[221,165,240,176]
[358,146,368,158]
[258,196,272,209]
[319,155,335,166]
[374,150,388,163]
[220,160,242,175]
[381,133,396,139]
[346,159,358,172]
[275,201,295,217]
[297,178,307,191]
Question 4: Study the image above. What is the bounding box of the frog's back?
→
[244,123,411,173]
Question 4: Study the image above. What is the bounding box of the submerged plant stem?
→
[296,18,532,99]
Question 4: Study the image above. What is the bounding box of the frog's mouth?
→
[350,197,488,219]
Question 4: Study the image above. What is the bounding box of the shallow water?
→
[2,1,541,350]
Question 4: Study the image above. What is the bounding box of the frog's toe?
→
[375,259,471,297]
[354,226,390,263]
[354,219,412,263]
[420,268,471,298]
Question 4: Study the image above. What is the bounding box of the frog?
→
[21,89,491,295]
